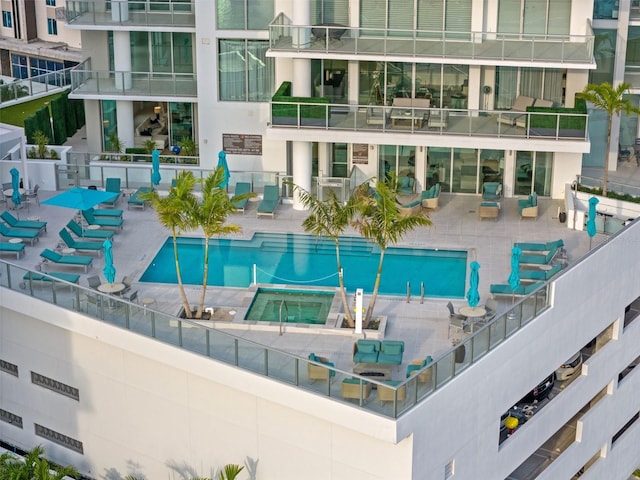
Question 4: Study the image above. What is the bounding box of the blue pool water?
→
[139,233,467,297]
[245,288,335,323]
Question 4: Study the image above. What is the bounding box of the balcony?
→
[65,0,195,29]
[268,101,589,144]
[69,60,197,100]
[268,14,595,68]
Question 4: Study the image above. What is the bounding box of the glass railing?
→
[0,68,73,106]
[66,0,195,27]
[269,102,589,141]
[70,61,197,98]
[624,65,640,89]
[268,13,594,65]
[0,259,551,419]
[577,174,640,198]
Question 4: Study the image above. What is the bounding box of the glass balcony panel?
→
[66,0,195,28]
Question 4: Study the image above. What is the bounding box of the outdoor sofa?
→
[352,339,404,365]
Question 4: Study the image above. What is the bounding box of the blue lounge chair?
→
[59,228,103,256]
[1,211,47,233]
[519,264,562,282]
[233,182,252,214]
[128,186,153,210]
[257,185,280,218]
[84,206,124,219]
[489,281,544,297]
[66,220,115,240]
[0,241,25,259]
[520,247,560,265]
[0,223,40,245]
[515,240,564,252]
[40,248,94,273]
[82,209,124,230]
[100,177,122,207]
[21,271,80,288]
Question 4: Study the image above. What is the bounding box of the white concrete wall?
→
[36,1,82,48]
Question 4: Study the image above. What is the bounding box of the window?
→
[128,31,194,74]
[47,18,58,35]
[46,0,56,5]
[1,11,11,28]
[498,0,570,35]
[495,67,565,109]
[216,0,274,30]
[218,39,273,101]
[11,54,27,79]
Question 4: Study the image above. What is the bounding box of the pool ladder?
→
[406,282,425,304]
[279,300,288,336]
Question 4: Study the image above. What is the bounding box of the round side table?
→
[61,248,76,255]
[142,297,156,308]
[8,238,22,244]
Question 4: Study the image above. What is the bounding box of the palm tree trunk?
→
[335,242,354,327]
[172,229,192,318]
[603,117,612,196]
[364,248,386,327]
[196,236,210,319]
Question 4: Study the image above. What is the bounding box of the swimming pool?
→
[244,288,335,324]
[139,233,467,297]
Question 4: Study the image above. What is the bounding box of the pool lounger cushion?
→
[353,339,382,363]
[22,271,80,285]
[514,239,564,252]
[59,228,103,256]
[519,264,562,281]
[66,220,115,240]
[1,211,47,233]
[490,281,544,296]
[233,182,252,213]
[128,187,154,210]
[0,241,26,259]
[0,223,40,245]
[40,248,94,272]
[82,209,124,229]
[257,185,280,218]
[84,206,124,219]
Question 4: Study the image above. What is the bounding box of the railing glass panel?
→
[66,0,195,27]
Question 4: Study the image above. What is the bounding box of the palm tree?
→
[0,445,79,480]
[191,167,250,318]
[142,170,198,318]
[351,177,432,327]
[290,183,363,328]
[578,82,640,196]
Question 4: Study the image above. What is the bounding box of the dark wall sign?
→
[223,134,262,155]
[353,143,369,164]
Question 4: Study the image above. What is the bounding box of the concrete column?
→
[116,100,134,150]
[291,0,310,49]
[111,0,129,22]
[113,31,132,90]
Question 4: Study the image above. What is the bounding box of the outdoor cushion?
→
[86,206,124,218]
[0,241,25,259]
[482,182,502,200]
[128,186,153,210]
[397,176,415,194]
[378,340,405,365]
[519,264,562,281]
[66,220,115,240]
[0,223,40,245]
[22,271,80,284]
[233,182,252,213]
[515,240,564,252]
[40,248,94,272]
[490,281,544,296]
[59,228,103,255]
[1,211,47,232]
[82,210,124,229]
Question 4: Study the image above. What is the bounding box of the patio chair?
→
[40,248,94,273]
[59,228,104,256]
[406,356,433,382]
[233,182,252,214]
[496,96,535,126]
[121,290,139,303]
[101,178,122,207]
[84,206,124,219]
[257,185,281,218]
[24,184,40,206]
[0,241,26,259]
[482,182,502,200]
[82,209,124,230]
[67,220,115,240]
[87,275,102,290]
[1,210,47,233]
[307,353,335,382]
[117,275,134,296]
[0,223,40,245]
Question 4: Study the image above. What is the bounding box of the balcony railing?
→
[0,258,550,419]
[70,60,197,98]
[269,101,589,142]
[268,13,594,65]
[0,68,73,107]
[66,0,195,28]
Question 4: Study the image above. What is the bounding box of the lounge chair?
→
[399,199,422,217]
[341,378,372,401]
[1,211,47,233]
[40,248,94,273]
[21,271,80,288]
[519,263,562,282]
[128,186,153,210]
[0,241,25,259]
[406,356,433,382]
[66,220,115,240]
[518,193,538,220]
[420,183,440,209]
[496,96,535,126]
[82,209,124,230]
[233,182,252,214]
[257,185,280,218]
[0,223,40,245]
[100,177,122,207]
[377,381,407,404]
[59,228,103,256]
[489,281,544,297]
[520,245,560,265]
[307,353,335,382]
[84,206,124,219]
[482,182,502,201]
[515,239,564,252]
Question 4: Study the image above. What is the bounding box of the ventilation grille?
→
[0,359,18,377]
[35,423,83,454]
[0,409,23,429]
[31,371,79,401]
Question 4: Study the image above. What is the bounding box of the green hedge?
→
[23,92,85,145]
[50,96,67,145]
[271,81,330,125]
[526,97,588,131]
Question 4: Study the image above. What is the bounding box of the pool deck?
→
[5,178,609,378]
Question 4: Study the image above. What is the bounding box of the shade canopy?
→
[587,196,599,238]
[9,168,20,207]
[102,239,116,284]
[466,261,481,308]
[42,187,118,211]
[217,150,230,187]
[508,246,522,292]
[151,149,161,186]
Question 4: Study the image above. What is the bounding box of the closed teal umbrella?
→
[508,247,521,291]
[10,168,21,208]
[151,149,161,186]
[217,150,230,187]
[466,261,480,308]
[587,196,599,238]
[102,239,116,284]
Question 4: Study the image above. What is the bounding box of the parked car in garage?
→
[556,351,583,382]
[519,373,555,405]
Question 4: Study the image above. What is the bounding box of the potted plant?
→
[178,136,197,157]
[34,130,49,159]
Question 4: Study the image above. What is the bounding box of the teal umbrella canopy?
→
[217,150,230,187]
[9,168,21,207]
[151,149,161,186]
[508,247,522,292]
[587,196,599,238]
[466,261,481,308]
[42,187,118,211]
[102,239,116,284]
